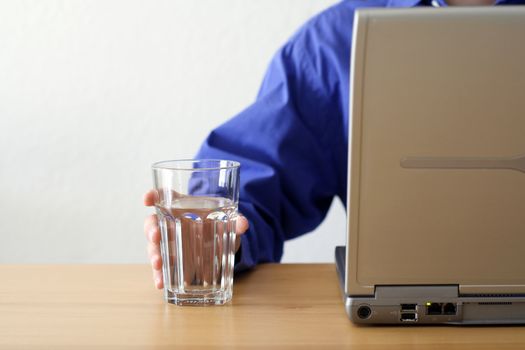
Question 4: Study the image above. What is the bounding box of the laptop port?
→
[426,302,443,315]
[401,303,417,311]
[400,312,417,322]
[443,303,457,315]
[357,305,372,319]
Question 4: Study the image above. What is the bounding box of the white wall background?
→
[0,0,345,264]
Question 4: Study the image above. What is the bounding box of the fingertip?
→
[236,215,249,235]
[151,255,163,270]
[156,279,164,289]
[150,228,161,244]
[154,272,164,289]
[144,215,159,241]
[143,192,151,206]
[143,190,158,206]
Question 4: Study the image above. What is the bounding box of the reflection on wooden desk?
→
[1,264,524,349]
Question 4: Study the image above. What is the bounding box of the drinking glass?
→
[152,159,240,305]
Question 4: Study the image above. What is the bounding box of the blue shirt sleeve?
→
[195,3,356,271]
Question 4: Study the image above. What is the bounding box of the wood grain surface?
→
[1,264,524,349]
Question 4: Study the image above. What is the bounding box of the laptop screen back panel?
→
[346,7,525,297]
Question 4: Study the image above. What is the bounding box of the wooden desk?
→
[1,264,524,349]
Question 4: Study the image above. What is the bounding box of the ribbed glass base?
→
[165,289,232,306]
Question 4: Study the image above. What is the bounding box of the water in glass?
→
[155,196,237,305]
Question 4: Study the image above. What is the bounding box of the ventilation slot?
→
[467,293,525,298]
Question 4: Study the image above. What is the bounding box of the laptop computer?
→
[335,7,525,324]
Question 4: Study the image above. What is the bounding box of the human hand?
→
[143,190,249,289]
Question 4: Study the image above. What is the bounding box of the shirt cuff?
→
[234,232,255,274]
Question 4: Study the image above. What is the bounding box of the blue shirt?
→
[195,0,524,271]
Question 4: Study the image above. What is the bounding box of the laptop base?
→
[335,246,525,325]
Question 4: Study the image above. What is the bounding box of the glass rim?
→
[151,159,240,171]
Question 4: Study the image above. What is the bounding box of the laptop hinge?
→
[375,285,459,299]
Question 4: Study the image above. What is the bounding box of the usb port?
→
[400,312,417,322]
[401,303,417,311]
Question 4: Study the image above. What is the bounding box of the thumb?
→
[235,214,249,235]
[234,214,249,253]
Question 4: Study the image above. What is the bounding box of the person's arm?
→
[145,2,354,285]
[196,33,344,272]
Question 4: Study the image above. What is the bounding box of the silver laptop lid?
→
[346,7,525,296]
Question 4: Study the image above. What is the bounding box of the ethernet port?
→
[426,303,442,315]
[443,303,457,315]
